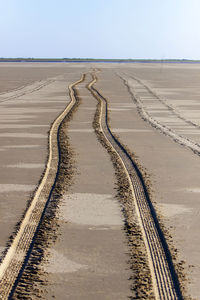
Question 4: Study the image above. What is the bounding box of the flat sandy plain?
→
[0,62,200,299]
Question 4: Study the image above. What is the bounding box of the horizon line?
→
[0,57,200,61]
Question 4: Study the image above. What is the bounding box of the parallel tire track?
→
[0,78,55,104]
[0,74,85,299]
[87,74,182,300]
[124,73,200,129]
[120,74,200,156]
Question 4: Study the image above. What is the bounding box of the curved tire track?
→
[0,74,85,299]
[87,73,182,300]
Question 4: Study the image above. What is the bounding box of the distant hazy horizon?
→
[1,0,200,60]
[1,58,200,61]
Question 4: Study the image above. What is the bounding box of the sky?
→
[0,0,200,59]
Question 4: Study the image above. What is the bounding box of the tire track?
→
[0,78,56,104]
[126,73,200,129]
[87,73,182,300]
[120,73,200,156]
[0,74,85,299]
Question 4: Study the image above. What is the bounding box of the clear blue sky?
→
[0,0,200,59]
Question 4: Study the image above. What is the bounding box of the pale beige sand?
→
[0,62,80,93]
[0,133,46,138]
[112,128,151,133]
[109,108,132,111]
[6,163,44,169]
[44,249,88,273]
[0,115,36,119]
[3,145,41,148]
[61,193,123,226]
[0,120,31,123]
[185,188,200,193]
[0,184,35,192]
[0,108,61,114]
[67,129,93,132]
[158,203,193,218]
[0,124,49,129]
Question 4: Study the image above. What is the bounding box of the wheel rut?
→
[120,73,200,156]
[0,74,85,299]
[0,78,56,104]
[87,73,183,300]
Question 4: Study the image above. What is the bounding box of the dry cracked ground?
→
[0,62,200,299]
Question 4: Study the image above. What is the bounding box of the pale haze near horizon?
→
[0,0,199,59]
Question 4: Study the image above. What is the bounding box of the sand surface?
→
[1,63,200,299]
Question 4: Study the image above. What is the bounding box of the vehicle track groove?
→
[87,73,182,300]
[0,78,56,104]
[120,73,200,156]
[0,74,85,299]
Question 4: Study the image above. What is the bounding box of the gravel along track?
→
[87,73,182,300]
[0,74,85,299]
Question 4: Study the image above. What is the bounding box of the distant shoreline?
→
[0,58,200,63]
